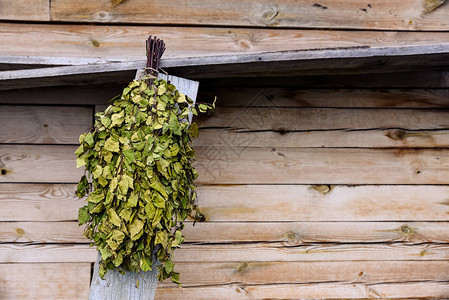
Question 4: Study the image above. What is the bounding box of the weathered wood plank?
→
[0,221,85,243]
[208,88,449,108]
[0,263,90,300]
[197,107,449,131]
[202,70,449,88]
[196,185,449,221]
[196,129,449,148]
[0,145,82,183]
[156,282,449,299]
[1,146,448,184]
[2,184,449,222]
[0,184,83,221]
[182,221,449,244]
[50,0,449,31]
[157,261,449,286]
[3,221,449,244]
[0,105,92,144]
[1,242,448,263]
[0,85,119,105]
[3,46,449,88]
[0,0,49,21]
[194,147,449,184]
[1,23,448,59]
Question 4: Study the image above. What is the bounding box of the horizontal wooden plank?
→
[195,129,449,148]
[0,222,85,243]
[202,70,449,88]
[0,105,92,144]
[208,88,449,108]
[1,242,448,263]
[158,261,449,286]
[156,282,449,299]
[197,107,449,131]
[3,183,449,222]
[0,145,82,183]
[0,85,120,105]
[0,184,83,221]
[0,244,96,263]
[1,23,448,59]
[0,263,90,300]
[3,145,449,184]
[50,0,449,31]
[194,147,449,184]
[3,221,449,244]
[196,185,449,221]
[0,0,49,21]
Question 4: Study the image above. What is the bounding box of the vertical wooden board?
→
[0,184,83,221]
[0,145,83,183]
[0,105,93,144]
[50,0,449,30]
[0,0,49,21]
[0,263,91,299]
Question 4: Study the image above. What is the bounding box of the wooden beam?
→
[0,263,90,300]
[155,282,449,299]
[1,242,448,263]
[0,105,92,144]
[0,0,49,21]
[49,0,449,31]
[3,184,449,222]
[1,23,448,59]
[1,145,449,184]
[2,44,449,89]
[2,221,449,244]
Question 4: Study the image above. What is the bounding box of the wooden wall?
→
[1,75,449,298]
[1,0,449,298]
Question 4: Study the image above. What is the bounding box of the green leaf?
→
[78,206,90,225]
[127,193,138,207]
[108,209,121,227]
[74,144,84,156]
[129,218,144,239]
[92,165,103,179]
[113,253,123,267]
[104,138,120,152]
[164,260,175,273]
[124,150,135,165]
[87,192,104,204]
[140,256,152,272]
[76,155,87,168]
[84,133,94,146]
[187,123,199,138]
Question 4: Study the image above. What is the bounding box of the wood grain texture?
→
[50,0,449,31]
[156,282,449,299]
[208,88,449,108]
[0,105,92,144]
[1,23,448,59]
[195,185,449,221]
[0,221,85,243]
[2,182,449,222]
[0,184,83,221]
[182,221,449,244]
[0,263,90,300]
[156,261,449,286]
[3,221,449,244]
[194,147,449,184]
[0,85,120,105]
[0,0,49,21]
[197,107,449,131]
[0,145,82,183]
[1,145,448,184]
[1,242,447,263]
[195,128,449,148]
